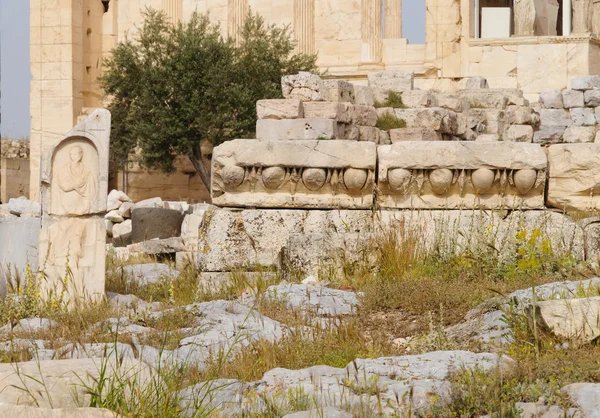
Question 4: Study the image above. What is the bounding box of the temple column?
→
[564,0,572,35]
[162,0,183,25]
[384,0,402,38]
[361,0,383,65]
[228,0,249,44]
[294,0,315,54]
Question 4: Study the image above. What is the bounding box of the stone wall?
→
[0,140,30,203]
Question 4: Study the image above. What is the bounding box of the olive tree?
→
[101,10,317,189]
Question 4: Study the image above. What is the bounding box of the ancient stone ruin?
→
[37,109,110,306]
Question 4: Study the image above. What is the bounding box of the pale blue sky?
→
[0,1,426,139]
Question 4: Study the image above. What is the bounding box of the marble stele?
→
[377,141,547,210]
[38,109,111,306]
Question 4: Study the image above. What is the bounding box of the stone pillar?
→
[228,0,249,44]
[163,0,183,25]
[30,0,85,201]
[361,0,383,64]
[572,0,592,33]
[38,109,111,308]
[294,0,315,55]
[564,0,572,35]
[384,0,402,38]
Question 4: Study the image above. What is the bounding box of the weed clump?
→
[375,113,406,131]
[374,91,406,109]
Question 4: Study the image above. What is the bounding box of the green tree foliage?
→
[101,10,317,189]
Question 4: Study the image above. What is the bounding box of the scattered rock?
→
[105,210,124,223]
[265,284,360,316]
[131,208,184,243]
[133,197,163,209]
[0,405,118,418]
[107,189,131,211]
[7,197,40,217]
[112,219,132,246]
[120,263,179,285]
[14,318,57,333]
[283,408,352,418]
[563,383,600,417]
[118,202,135,218]
[528,297,600,344]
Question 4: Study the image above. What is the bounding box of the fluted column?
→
[384,0,402,38]
[294,0,315,54]
[162,0,182,25]
[228,0,249,44]
[361,0,383,64]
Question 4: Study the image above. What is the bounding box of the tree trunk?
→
[189,146,212,193]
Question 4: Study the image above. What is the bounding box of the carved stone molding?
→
[212,139,377,209]
[378,142,547,209]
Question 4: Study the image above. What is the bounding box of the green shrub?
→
[375,112,406,131]
[374,91,406,109]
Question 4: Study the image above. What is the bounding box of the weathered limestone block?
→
[505,106,540,126]
[401,90,437,108]
[571,75,600,90]
[468,109,506,135]
[346,105,378,126]
[197,209,375,272]
[528,297,600,343]
[390,128,442,142]
[436,94,468,112]
[256,99,304,120]
[353,85,375,106]
[548,144,600,211]
[563,126,596,143]
[38,109,110,306]
[337,123,360,140]
[303,102,349,122]
[563,90,585,108]
[465,77,489,90]
[539,90,564,109]
[321,80,355,103]
[476,134,500,142]
[539,109,572,126]
[368,72,414,92]
[570,108,596,126]
[533,126,565,144]
[394,108,460,134]
[197,209,585,274]
[256,119,338,140]
[504,125,534,142]
[281,72,324,101]
[377,142,547,209]
[358,126,379,142]
[211,139,376,209]
[459,91,508,109]
[584,90,600,107]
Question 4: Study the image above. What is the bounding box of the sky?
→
[0,0,426,139]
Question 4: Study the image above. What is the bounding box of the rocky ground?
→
[0,256,599,417]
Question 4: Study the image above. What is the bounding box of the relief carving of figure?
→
[53,145,98,215]
[572,0,592,33]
